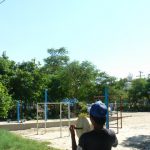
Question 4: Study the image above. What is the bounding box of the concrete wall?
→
[0,119,77,131]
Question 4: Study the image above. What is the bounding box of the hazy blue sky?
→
[0,0,150,79]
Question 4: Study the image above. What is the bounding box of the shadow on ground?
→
[121,135,150,150]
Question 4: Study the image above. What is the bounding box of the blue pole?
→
[105,87,109,129]
[17,101,20,123]
[45,89,48,121]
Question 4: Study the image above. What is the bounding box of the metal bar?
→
[17,101,20,123]
[120,98,123,128]
[109,123,118,125]
[44,89,48,121]
[105,87,109,129]
[36,102,71,137]
[37,103,39,135]
[60,103,62,138]
[117,107,119,134]
[44,103,47,133]
[38,102,69,105]
[68,102,71,136]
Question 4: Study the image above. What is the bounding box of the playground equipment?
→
[17,101,20,123]
[36,102,71,137]
[17,100,25,123]
[108,99,123,134]
[96,88,123,133]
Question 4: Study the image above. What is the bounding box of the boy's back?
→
[78,128,118,150]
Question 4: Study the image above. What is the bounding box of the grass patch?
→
[0,128,59,150]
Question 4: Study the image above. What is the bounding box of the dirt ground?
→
[11,112,150,150]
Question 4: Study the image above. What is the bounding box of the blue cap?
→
[90,101,107,118]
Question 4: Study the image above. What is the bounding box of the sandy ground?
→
[11,112,150,150]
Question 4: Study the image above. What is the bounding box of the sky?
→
[0,0,150,79]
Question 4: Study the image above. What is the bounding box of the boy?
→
[70,101,118,150]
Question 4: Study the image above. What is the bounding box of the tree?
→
[60,61,101,102]
[42,48,70,101]
[145,78,150,103]
[17,59,39,73]
[108,78,128,102]
[78,61,99,102]
[0,82,13,118]
[0,53,16,90]
[10,60,47,103]
[128,78,147,106]
[44,47,69,74]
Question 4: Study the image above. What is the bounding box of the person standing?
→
[70,101,118,150]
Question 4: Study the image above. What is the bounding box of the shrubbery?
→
[0,83,13,118]
[123,104,150,112]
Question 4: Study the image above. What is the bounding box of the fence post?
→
[17,100,20,123]
[105,87,109,129]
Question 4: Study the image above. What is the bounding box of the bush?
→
[0,83,13,118]
[76,102,88,116]
[122,103,150,112]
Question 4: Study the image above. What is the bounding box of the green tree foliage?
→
[128,78,147,105]
[59,61,109,102]
[0,53,16,90]
[44,47,69,74]
[41,48,70,101]
[0,83,13,118]
[10,60,47,103]
[109,78,128,102]
[46,74,63,101]
[78,61,99,102]
[95,72,116,94]
[145,78,150,102]
[60,61,83,98]
[17,59,39,73]
[1,49,150,117]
